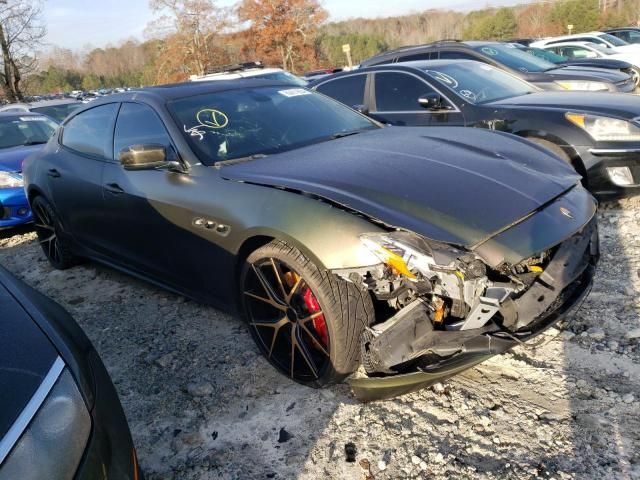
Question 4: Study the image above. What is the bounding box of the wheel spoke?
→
[253,316,288,358]
[34,223,54,231]
[298,310,324,324]
[293,325,319,379]
[243,291,287,312]
[286,276,304,304]
[298,321,329,357]
[38,233,56,245]
[269,258,287,302]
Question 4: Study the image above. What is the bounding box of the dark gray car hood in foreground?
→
[0,280,58,441]
[221,127,582,247]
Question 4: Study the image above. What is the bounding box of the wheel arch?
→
[515,130,588,182]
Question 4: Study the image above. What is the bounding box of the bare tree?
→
[0,0,46,101]
[147,0,229,82]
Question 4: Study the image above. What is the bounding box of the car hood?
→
[535,65,629,82]
[0,280,58,442]
[221,127,581,248]
[489,91,640,118]
[0,144,44,173]
[564,58,632,69]
[613,44,640,54]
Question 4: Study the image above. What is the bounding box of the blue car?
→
[0,112,58,228]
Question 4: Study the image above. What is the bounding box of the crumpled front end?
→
[336,186,599,401]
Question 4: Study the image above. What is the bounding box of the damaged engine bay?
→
[337,221,598,382]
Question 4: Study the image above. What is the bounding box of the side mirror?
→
[418,93,447,111]
[119,144,185,172]
[352,104,369,115]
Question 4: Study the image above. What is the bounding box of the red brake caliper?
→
[303,288,328,347]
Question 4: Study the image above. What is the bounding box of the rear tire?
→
[31,196,79,270]
[240,240,374,387]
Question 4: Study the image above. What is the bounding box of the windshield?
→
[0,115,57,149]
[521,46,566,63]
[256,71,308,87]
[31,103,81,123]
[168,86,378,164]
[599,33,628,47]
[473,43,557,72]
[424,62,537,104]
[585,42,614,55]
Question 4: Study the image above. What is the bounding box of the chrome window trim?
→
[0,356,65,464]
[369,69,461,114]
[589,148,640,155]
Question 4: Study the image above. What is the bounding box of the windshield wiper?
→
[215,153,268,167]
[22,141,47,146]
[330,129,365,140]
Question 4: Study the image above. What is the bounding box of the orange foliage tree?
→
[237,0,327,72]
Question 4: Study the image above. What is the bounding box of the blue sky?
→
[43,0,518,50]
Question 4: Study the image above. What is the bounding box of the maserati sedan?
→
[24,80,599,400]
[310,60,640,199]
[0,266,141,478]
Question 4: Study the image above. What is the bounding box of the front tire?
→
[31,196,79,270]
[240,240,374,387]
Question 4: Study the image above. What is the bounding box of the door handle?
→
[104,183,125,195]
[47,168,61,178]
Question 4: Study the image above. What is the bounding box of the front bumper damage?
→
[349,220,599,401]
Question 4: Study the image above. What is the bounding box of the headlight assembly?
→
[566,113,640,142]
[0,367,91,480]
[556,81,609,92]
[0,171,23,189]
[360,231,464,280]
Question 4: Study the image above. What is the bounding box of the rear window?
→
[0,116,57,149]
[31,103,81,123]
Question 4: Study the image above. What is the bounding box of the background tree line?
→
[5,0,640,98]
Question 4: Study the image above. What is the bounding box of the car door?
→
[314,73,369,112]
[51,103,119,251]
[100,101,186,282]
[369,71,463,126]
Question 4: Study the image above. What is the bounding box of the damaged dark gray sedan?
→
[23,80,599,400]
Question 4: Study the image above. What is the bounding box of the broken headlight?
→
[360,231,469,280]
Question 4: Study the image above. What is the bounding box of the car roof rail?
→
[203,61,265,75]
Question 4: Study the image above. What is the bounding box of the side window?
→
[615,31,630,42]
[113,103,173,159]
[374,72,437,112]
[439,51,478,60]
[315,75,366,107]
[62,103,119,158]
[398,52,435,61]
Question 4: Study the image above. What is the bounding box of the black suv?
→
[359,41,636,93]
[604,27,640,44]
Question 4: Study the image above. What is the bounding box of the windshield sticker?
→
[19,116,48,122]
[459,90,477,101]
[184,108,229,141]
[278,88,311,97]
[481,47,499,56]
[425,71,459,89]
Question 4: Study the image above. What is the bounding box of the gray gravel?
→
[1,198,640,480]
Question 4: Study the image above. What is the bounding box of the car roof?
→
[308,59,477,85]
[361,40,508,64]
[63,78,299,115]
[29,99,81,107]
[0,111,50,117]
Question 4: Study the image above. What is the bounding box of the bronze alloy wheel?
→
[243,256,331,383]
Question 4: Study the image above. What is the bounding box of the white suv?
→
[531,31,640,53]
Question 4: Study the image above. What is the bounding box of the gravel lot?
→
[1,198,640,480]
